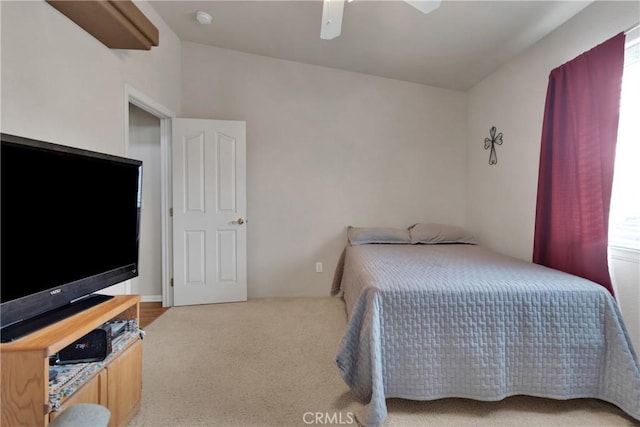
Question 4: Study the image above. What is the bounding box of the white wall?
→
[1,0,180,152]
[1,0,181,295]
[466,0,639,259]
[466,1,640,349]
[181,43,467,297]
[610,247,640,350]
[128,104,163,300]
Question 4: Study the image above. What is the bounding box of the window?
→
[609,28,640,250]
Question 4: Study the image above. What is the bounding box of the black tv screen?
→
[1,133,142,339]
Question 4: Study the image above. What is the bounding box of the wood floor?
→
[139,302,170,328]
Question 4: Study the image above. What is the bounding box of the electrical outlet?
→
[315,262,323,273]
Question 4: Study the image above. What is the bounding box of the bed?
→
[331,225,640,426]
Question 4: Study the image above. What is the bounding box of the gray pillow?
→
[347,226,411,245]
[408,223,478,245]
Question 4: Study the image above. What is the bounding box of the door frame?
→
[124,84,176,307]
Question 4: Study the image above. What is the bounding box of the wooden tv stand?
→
[1,295,142,427]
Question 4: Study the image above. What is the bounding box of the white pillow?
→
[408,223,478,245]
[347,226,411,245]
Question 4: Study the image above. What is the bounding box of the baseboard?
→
[141,295,163,303]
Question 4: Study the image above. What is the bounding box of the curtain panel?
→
[533,33,626,296]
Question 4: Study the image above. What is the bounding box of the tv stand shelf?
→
[1,295,142,427]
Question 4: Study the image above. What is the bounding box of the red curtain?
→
[533,33,626,296]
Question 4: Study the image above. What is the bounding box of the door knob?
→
[232,218,245,225]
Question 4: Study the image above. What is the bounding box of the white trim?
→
[140,295,163,303]
[159,117,173,308]
[609,246,640,264]
[124,84,175,308]
[125,85,175,119]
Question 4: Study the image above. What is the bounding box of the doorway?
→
[125,85,175,307]
[129,104,162,301]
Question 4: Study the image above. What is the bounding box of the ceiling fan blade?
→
[320,0,345,40]
[404,0,441,14]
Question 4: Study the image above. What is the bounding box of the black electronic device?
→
[106,320,129,339]
[56,324,112,364]
[0,133,142,342]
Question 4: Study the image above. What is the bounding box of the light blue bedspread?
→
[333,244,640,426]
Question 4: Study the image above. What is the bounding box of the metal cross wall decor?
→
[484,126,503,165]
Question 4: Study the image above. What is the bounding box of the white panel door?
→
[172,118,246,305]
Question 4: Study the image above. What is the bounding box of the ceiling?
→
[149,0,593,91]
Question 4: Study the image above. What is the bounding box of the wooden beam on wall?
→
[47,0,159,50]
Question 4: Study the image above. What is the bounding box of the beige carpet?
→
[129,297,638,427]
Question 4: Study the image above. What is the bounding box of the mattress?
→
[332,244,640,426]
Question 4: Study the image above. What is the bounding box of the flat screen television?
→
[1,133,142,342]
